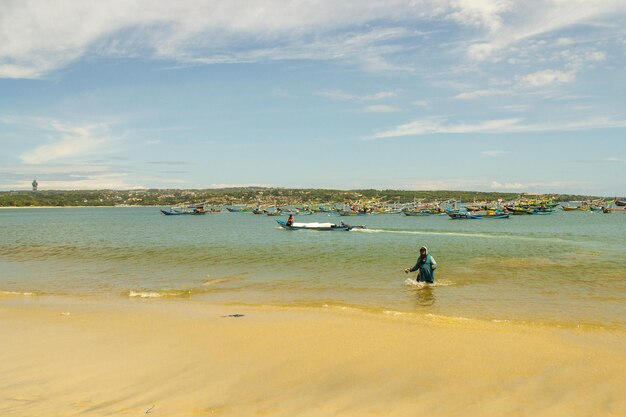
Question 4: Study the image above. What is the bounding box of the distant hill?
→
[0,187,611,207]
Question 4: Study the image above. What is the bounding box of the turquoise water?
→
[1,207,625,328]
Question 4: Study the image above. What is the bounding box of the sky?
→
[1,0,625,195]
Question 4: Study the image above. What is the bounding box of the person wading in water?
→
[404,246,438,283]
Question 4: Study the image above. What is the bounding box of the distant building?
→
[32,179,38,191]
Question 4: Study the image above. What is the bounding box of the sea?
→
[1,207,625,330]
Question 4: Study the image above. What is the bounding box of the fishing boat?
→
[615,199,626,207]
[505,206,555,215]
[276,220,365,231]
[447,211,510,220]
[160,202,208,215]
[160,209,205,216]
[505,206,532,215]
[226,207,249,212]
[403,209,435,216]
[337,209,359,216]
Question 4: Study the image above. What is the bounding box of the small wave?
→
[0,290,37,297]
[383,310,408,317]
[128,291,162,298]
[202,278,231,286]
[202,273,245,286]
[321,303,364,313]
[128,289,194,298]
[404,278,455,288]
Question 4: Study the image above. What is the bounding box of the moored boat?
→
[160,208,205,216]
[447,211,510,219]
[403,209,435,216]
[160,202,208,215]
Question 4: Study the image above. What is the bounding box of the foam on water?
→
[128,291,162,298]
[0,290,37,296]
[355,228,571,243]
[127,289,199,298]
[404,278,455,288]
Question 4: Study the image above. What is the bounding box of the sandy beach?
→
[1,296,624,417]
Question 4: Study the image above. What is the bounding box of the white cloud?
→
[500,104,530,112]
[317,90,397,101]
[395,178,489,191]
[3,1,624,77]
[0,1,431,78]
[368,116,626,139]
[454,88,508,100]
[482,150,510,157]
[364,105,400,113]
[467,42,499,61]
[489,180,594,193]
[490,181,525,190]
[445,0,513,33]
[368,117,522,139]
[411,100,430,107]
[463,2,626,61]
[519,69,575,87]
[604,157,625,163]
[209,183,272,188]
[586,51,606,62]
[393,178,593,193]
[20,121,115,164]
[556,37,575,46]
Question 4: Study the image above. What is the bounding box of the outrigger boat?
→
[447,211,510,220]
[226,206,249,212]
[403,209,435,216]
[505,206,555,215]
[160,202,208,216]
[277,220,365,231]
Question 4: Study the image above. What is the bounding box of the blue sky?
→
[1,0,625,195]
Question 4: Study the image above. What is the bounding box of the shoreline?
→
[1,296,625,416]
[0,205,155,209]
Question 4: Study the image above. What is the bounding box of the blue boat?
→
[447,212,510,220]
[160,209,205,216]
[160,202,208,215]
[277,220,365,231]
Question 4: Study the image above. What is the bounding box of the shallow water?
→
[1,207,625,328]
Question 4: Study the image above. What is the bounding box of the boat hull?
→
[447,212,510,219]
[160,209,205,216]
[276,220,364,231]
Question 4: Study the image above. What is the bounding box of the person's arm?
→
[404,258,420,273]
[430,256,437,269]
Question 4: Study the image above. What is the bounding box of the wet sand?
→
[1,296,625,417]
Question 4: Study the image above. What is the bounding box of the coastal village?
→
[0,180,617,210]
